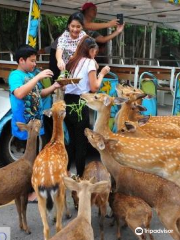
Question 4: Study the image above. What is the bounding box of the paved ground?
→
[0,146,175,240]
[0,103,175,240]
[0,191,174,240]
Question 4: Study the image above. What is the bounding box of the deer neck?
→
[23,133,38,164]
[117,103,131,130]
[51,113,64,143]
[100,149,121,183]
[77,190,91,224]
[94,106,111,135]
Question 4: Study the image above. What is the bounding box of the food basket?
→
[55,78,81,86]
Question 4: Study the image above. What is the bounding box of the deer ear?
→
[89,176,95,183]
[43,109,52,118]
[114,97,128,105]
[90,181,109,194]
[125,122,136,132]
[97,140,105,150]
[103,96,111,106]
[135,104,147,112]
[63,177,80,192]
[16,122,27,131]
[138,115,150,126]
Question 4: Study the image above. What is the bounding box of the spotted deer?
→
[118,119,153,138]
[116,85,180,138]
[49,177,109,240]
[81,93,180,186]
[109,192,154,240]
[85,128,180,240]
[32,100,70,240]
[0,119,41,234]
[72,161,111,240]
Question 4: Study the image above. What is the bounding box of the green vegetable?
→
[58,70,72,79]
[66,99,86,121]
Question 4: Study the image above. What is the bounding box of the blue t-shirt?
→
[9,69,44,140]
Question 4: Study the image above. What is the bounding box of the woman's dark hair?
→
[66,36,98,74]
[15,44,37,63]
[66,12,84,30]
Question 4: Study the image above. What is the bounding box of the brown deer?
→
[118,119,153,138]
[116,85,180,138]
[81,93,127,139]
[72,161,111,240]
[49,177,109,240]
[109,192,154,240]
[85,128,180,240]
[32,100,70,240]
[81,93,180,185]
[0,119,41,234]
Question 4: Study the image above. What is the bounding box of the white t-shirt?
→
[65,58,97,95]
[57,30,86,64]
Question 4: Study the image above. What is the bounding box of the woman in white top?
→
[56,12,86,72]
[65,35,110,177]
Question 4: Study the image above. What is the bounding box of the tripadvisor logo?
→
[135,227,143,235]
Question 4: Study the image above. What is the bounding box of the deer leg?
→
[126,221,145,240]
[145,217,154,240]
[64,192,72,219]
[115,215,121,240]
[99,204,107,240]
[15,197,23,230]
[38,195,50,240]
[158,210,180,240]
[54,190,65,233]
[21,195,31,234]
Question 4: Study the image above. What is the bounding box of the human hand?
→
[37,69,54,80]
[52,82,66,91]
[116,23,125,33]
[109,19,119,27]
[52,82,61,89]
[100,65,110,76]
[57,59,66,71]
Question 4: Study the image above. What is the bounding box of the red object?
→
[82,2,97,10]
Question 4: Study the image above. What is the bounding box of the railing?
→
[0,51,14,61]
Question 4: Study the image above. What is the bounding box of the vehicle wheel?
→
[0,120,52,165]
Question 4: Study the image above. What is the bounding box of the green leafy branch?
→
[58,70,72,79]
[66,99,86,122]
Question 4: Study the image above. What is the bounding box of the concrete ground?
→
[0,145,175,240]
[0,103,175,240]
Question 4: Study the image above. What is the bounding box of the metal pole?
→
[149,23,157,66]
[26,0,33,44]
[107,28,112,64]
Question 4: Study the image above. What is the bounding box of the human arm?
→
[56,33,67,71]
[13,69,53,99]
[84,19,119,31]
[95,24,125,44]
[56,48,65,71]
[89,65,110,92]
[41,82,62,97]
